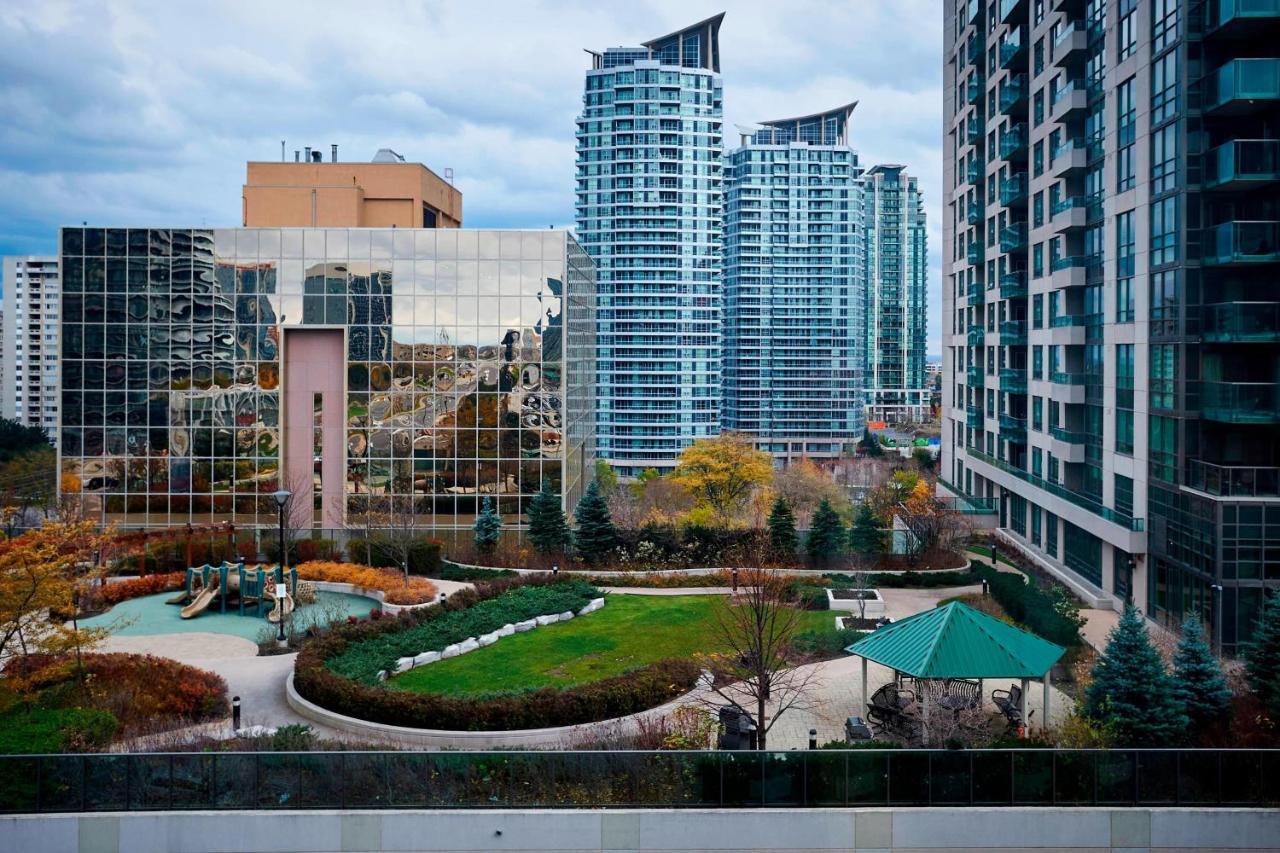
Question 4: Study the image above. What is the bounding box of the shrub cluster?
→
[976,565,1082,647]
[435,561,518,582]
[344,538,443,576]
[0,707,118,754]
[98,572,186,605]
[324,579,599,683]
[295,561,438,605]
[294,575,703,731]
[823,569,982,589]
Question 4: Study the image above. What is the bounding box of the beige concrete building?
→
[242,148,461,229]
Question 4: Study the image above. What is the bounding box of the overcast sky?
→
[0,0,943,353]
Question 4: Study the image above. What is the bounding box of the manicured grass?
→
[392,594,835,697]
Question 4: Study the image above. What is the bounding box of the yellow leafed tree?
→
[671,433,774,523]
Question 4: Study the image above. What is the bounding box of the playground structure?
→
[171,561,297,623]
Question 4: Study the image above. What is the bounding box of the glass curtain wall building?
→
[56,227,595,534]
[942,0,1280,653]
[722,105,867,461]
[863,166,930,424]
[577,14,724,476]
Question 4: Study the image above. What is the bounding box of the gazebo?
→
[844,601,1065,736]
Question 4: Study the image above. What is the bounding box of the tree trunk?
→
[757,694,768,751]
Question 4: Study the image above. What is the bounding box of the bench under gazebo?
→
[843,600,1065,740]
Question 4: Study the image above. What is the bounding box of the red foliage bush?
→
[99,572,186,605]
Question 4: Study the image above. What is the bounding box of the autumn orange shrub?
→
[99,572,186,605]
[296,561,438,605]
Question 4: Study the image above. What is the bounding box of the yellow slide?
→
[180,571,220,619]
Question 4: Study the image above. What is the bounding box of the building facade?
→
[56,227,595,534]
[722,105,867,462]
[1,256,60,434]
[942,0,1280,652]
[864,165,931,424]
[576,15,724,476]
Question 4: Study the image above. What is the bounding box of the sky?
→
[0,0,944,353]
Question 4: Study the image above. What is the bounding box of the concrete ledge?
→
[5,808,1278,853]
[992,529,1113,609]
[307,580,436,615]
[285,670,712,749]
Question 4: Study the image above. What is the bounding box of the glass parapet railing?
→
[1206,58,1280,111]
[1203,221,1280,264]
[968,449,1145,530]
[1186,460,1280,497]
[1204,139,1280,188]
[1201,380,1280,423]
[1202,301,1280,341]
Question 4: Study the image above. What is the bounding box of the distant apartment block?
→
[1,256,60,434]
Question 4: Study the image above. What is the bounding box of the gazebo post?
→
[860,657,868,714]
[1042,669,1052,732]
[921,685,930,745]
[1019,677,1029,726]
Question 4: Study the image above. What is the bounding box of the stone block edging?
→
[285,667,713,749]
[824,587,886,615]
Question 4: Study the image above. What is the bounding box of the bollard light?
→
[232,695,241,730]
[809,728,817,750]
[552,564,559,577]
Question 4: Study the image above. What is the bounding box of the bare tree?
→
[700,569,819,750]
[350,494,425,579]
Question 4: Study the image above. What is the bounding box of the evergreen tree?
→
[573,481,619,565]
[848,502,888,564]
[526,480,571,555]
[805,499,846,567]
[860,426,883,458]
[1084,605,1188,745]
[1171,616,1231,737]
[473,496,502,555]
[767,495,797,558]
[1244,593,1280,719]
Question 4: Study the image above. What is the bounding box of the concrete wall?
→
[5,808,1278,853]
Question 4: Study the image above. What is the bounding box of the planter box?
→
[825,588,886,616]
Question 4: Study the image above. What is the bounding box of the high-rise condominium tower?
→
[722,105,867,461]
[942,0,1280,652]
[2,256,60,434]
[864,165,930,424]
[577,14,724,476]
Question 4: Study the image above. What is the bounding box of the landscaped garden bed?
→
[825,587,886,616]
[295,561,438,605]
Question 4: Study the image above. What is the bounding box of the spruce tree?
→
[1244,593,1280,719]
[1171,616,1231,737]
[526,479,571,555]
[805,499,846,568]
[767,495,798,559]
[860,426,883,457]
[848,502,887,564]
[473,496,502,555]
[1084,604,1188,745]
[573,481,619,565]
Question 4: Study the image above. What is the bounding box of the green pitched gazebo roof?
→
[843,601,1064,679]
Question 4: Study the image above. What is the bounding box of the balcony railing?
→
[1050,370,1088,385]
[1205,58,1280,112]
[968,449,1146,531]
[1203,221,1280,265]
[968,287,986,306]
[1050,425,1091,444]
[1202,301,1280,342]
[966,365,985,385]
[999,413,1028,442]
[999,123,1027,159]
[1207,0,1280,34]
[967,204,982,225]
[1051,254,1090,272]
[967,326,986,347]
[1053,19,1085,49]
[967,77,985,105]
[999,320,1027,345]
[1051,78,1084,106]
[966,405,984,429]
[999,173,1027,205]
[1186,459,1280,498]
[1203,139,1280,189]
[1000,0,1025,22]
[998,75,1027,113]
[966,121,983,145]
[937,478,1001,513]
[967,241,985,265]
[1201,381,1280,423]
[999,367,1027,393]
[999,271,1027,299]
[966,159,984,184]
[966,36,983,65]
[999,223,1027,253]
[999,30,1025,68]
[1051,195,1087,217]
[1049,313,1085,329]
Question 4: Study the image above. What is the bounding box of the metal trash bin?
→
[845,715,873,741]
[717,704,758,750]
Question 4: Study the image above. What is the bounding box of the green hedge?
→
[434,561,518,582]
[831,569,981,589]
[343,538,443,576]
[976,565,1082,647]
[294,575,701,731]
[0,706,118,754]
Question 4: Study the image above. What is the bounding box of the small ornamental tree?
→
[848,502,887,566]
[526,480,571,555]
[574,481,619,565]
[860,426,883,458]
[473,496,502,556]
[1083,604,1188,745]
[805,499,846,568]
[767,495,797,559]
[1171,615,1231,738]
[1244,593,1280,720]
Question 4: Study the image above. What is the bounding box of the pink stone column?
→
[283,329,345,531]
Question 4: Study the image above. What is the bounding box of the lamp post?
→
[1211,583,1224,654]
[273,489,291,647]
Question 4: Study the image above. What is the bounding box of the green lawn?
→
[392,594,835,697]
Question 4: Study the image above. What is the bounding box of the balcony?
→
[966,76,985,106]
[967,326,987,347]
[966,36,983,65]
[1049,425,1090,445]
[970,448,1143,530]
[966,121,983,145]
[966,159,984,184]
[999,270,1027,298]
[1050,254,1091,288]
[999,222,1027,253]
[1205,58,1280,114]
[1050,80,1088,120]
[999,173,1027,206]
[968,287,986,306]
[966,405,984,430]
[1203,139,1280,191]
[999,413,1028,442]
[998,75,1028,114]
[1049,138,1088,176]
[999,30,1026,69]
[1186,459,1280,498]
[1000,367,1027,393]
[1000,0,1025,22]
[1206,0,1280,38]
[1052,21,1087,65]
[999,319,1027,345]
[967,0,981,22]
[1201,381,1280,423]
[967,240,985,265]
[1202,301,1280,342]
[967,204,982,225]
[1202,221,1280,265]
[966,365,985,385]
[1050,370,1088,385]
[1050,194,1088,229]
[998,123,1028,159]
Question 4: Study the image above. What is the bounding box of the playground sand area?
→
[80,591,382,642]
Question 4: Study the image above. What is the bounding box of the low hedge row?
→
[98,572,186,605]
[434,562,518,582]
[295,561,438,605]
[323,578,600,683]
[822,570,981,589]
[294,575,702,731]
[975,565,1082,647]
[345,538,443,576]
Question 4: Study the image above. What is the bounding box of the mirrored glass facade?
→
[57,227,595,531]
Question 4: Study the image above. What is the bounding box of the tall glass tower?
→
[576,15,724,476]
[722,104,866,462]
[864,165,929,424]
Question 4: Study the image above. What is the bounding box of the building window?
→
[1033,141,1044,177]
[1033,294,1044,329]
[1034,37,1045,77]
[1151,50,1179,125]
[1151,123,1178,195]
[1150,415,1178,483]
[1033,242,1044,278]
[1151,270,1179,335]
[1150,197,1178,267]
[1033,344,1043,379]
[1045,511,1058,556]
[1152,0,1179,53]
[1033,191,1044,228]
[1033,89,1045,126]
[1118,0,1137,61]
[1150,343,1176,410]
[1031,504,1042,546]
[1116,77,1136,191]
[1116,210,1135,323]
[1115,474,1134,518]
[1032,395,1044,430]
[1116,409,1134,455]
[1032,447,1043,477]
